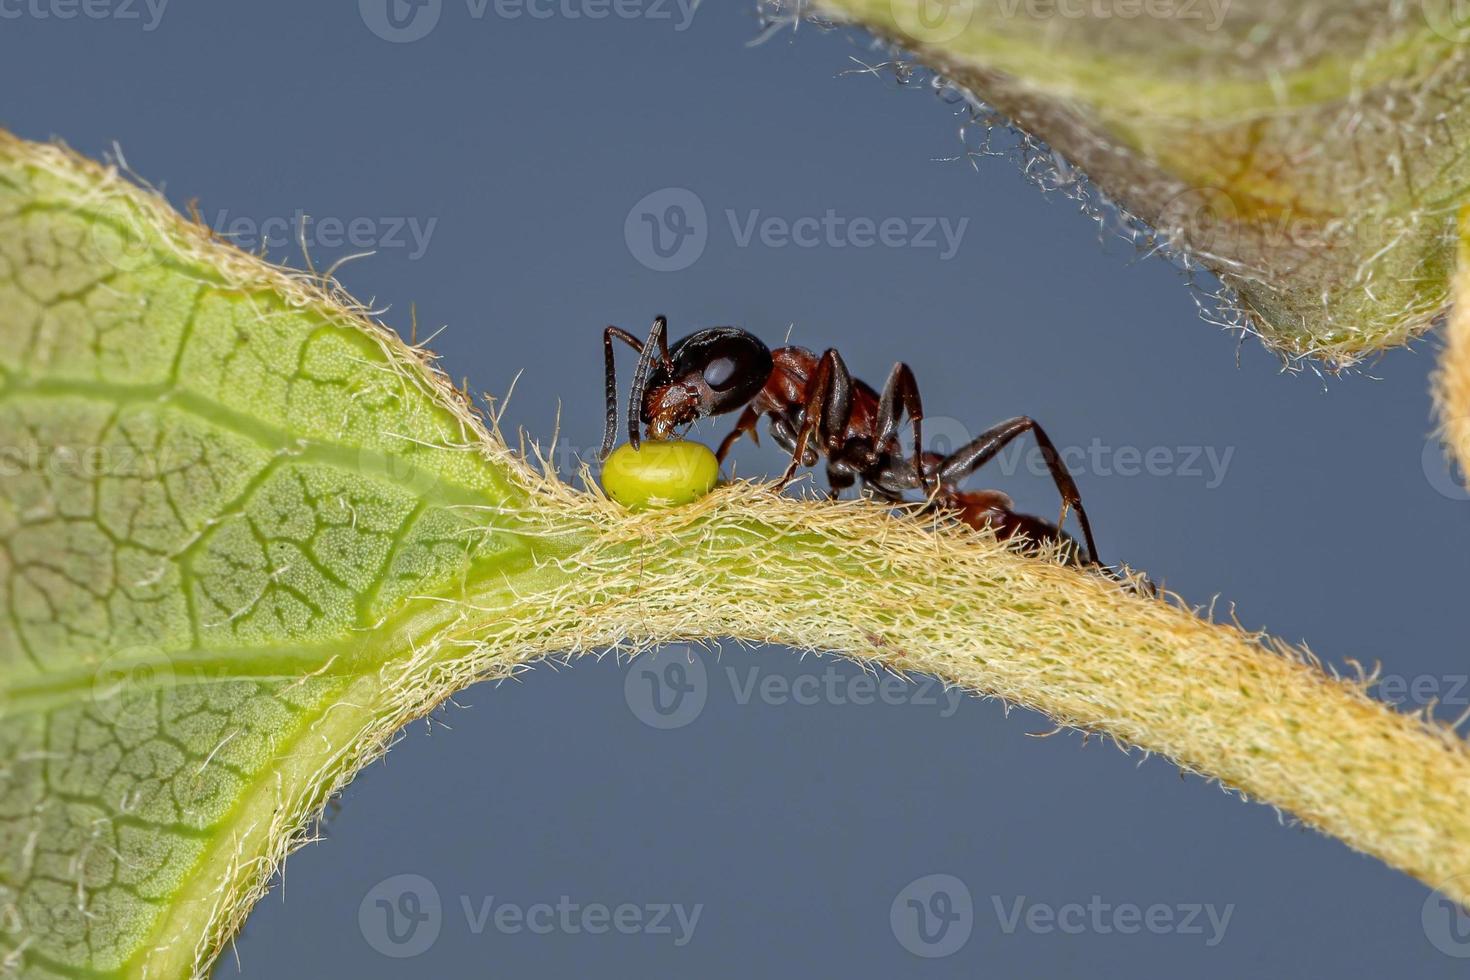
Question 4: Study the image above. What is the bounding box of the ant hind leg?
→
[875,362,930,496]
[936,416,1100,566]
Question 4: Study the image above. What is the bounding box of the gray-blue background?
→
[5,1,1469,975]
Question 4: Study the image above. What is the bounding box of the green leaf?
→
[0,133,560,977]
[810,0,1470,365]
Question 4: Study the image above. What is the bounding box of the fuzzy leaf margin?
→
[807,0,1470,366]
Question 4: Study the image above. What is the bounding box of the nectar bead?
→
[601,440,720,508]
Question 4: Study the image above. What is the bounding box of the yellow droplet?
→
[601,440,720,508]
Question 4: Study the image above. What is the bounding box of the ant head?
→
[669,328,774,412]
[640,328,773,437]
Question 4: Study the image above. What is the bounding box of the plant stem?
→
[1435,206,1470,482]
[453,480,1470,906]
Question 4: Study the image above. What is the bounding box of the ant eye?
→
[703,357,738,390]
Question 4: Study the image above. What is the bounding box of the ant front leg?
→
[600,325,646,460]
[625,316,673,451]
[874,362,930,497]
[715,404,762,464]
[937,416,1100,566]
[777,348,854,490]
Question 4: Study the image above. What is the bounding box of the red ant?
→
[599,316,1102,568]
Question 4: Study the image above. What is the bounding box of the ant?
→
[599,316,1102,569]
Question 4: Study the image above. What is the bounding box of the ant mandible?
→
[599,316,1102,568]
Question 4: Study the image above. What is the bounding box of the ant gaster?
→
[600,316,1101,568]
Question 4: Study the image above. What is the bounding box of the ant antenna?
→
[599,343,621,461]
[626,316,667,451]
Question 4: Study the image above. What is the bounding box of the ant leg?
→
[937,416,1099,566]
[826,464,856,500]
[626,316,672,451]
[716,405,762,464]
[875,362,929,496]
[600,326,645,460]
[816,351,854,451]
[777,348,853,489]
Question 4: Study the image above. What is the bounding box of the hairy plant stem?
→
[1435,206,1470,481]
[164,474,1470,973]
[451,485,1470,907]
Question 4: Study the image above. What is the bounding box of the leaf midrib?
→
[0,377,500,510]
